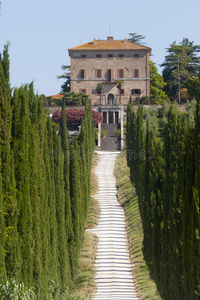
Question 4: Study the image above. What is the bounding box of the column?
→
[113,111,115,124]
[120,106,123,150]
[107,112,109,124]
[98,122,101,150]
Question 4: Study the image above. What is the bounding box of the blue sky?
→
[0,0,200,96]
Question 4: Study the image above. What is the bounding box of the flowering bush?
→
[52,109,103,127]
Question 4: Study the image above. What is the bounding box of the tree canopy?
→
[128,33,146,44]
[150,60,169,104]
[57,65,70,93]
[161,38,200,101]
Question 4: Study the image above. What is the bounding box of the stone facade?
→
[68,36,151,106]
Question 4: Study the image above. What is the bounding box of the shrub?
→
[0,279,36,300]
[52,109,103,127]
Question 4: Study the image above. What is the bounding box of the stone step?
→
[89,151,139,299]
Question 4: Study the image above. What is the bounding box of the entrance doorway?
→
[115,112,119,123]
[109,112,113,123]
[107,94,114,105]
[103,112,107,123]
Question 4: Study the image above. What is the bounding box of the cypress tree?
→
[182,127,195,300]
[151,138,164,288]
[194,93,200,298]
[142,122,154,265]
[0,154,6,282]
[126,95,133,166]
[0,50,12,196]
[69,139,82,277]
[60,100,73,245]
[129,109,137,184]
[2,43,10,83]
[135,106,145,211]
[46,118,61,295]
[17,86,33,285]
[53,124,71,286]
[161,104,178,299]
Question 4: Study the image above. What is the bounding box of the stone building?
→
[68,36,151,149]
[68,36,151,107]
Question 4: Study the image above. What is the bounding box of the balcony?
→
[99,94,122,108]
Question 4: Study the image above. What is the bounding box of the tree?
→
[57,65,70,93]
[150,60,169,104]
[161,38,200,101]
[186,66,200,100]
[128,33,146,44]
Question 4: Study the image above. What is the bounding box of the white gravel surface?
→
[90,151,139,300]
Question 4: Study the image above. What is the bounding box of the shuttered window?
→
[81,89,86,94]
[131,89,141,95]
[134,69,139,78]
[96,69,102,78]
[118,69,124,78]
[80,69,86,79]
[108,69,114,82]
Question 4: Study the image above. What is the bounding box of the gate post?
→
[120,106,123,150]
[98,122,101,150]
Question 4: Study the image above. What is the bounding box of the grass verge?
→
[70,152,100,299]
[114,151,162,300]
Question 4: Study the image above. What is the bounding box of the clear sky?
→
[0,0,200,96]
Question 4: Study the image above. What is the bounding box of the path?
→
[90,151,139,300]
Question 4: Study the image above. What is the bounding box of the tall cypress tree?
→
[60,100,73,246]
[151,138,164,288]
[69,139,81,277]
[53,124,71,286]
[135,106,145,211]
[161,104,178,299]
[143,122,154,265]
[0,154,6,282]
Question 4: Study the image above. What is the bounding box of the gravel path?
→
[90,151,139,300]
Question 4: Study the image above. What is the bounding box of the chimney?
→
[107,36,113,41]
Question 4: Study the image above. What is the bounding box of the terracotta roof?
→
[68,38,151,52]
[50,94,64,99]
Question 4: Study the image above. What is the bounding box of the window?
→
[108,54,113,59]
[107,69,114,82]
[134,54,139,58]
[81,54,86,59]
[118,54,124,58]
[80,69,85,79]
[96,54,102,59]
[118,69,124,78]
[81,89,86,94]
[96,69,102,78]
[134,69,139,78]
[132,89,141,95]
[120,89,125,95]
